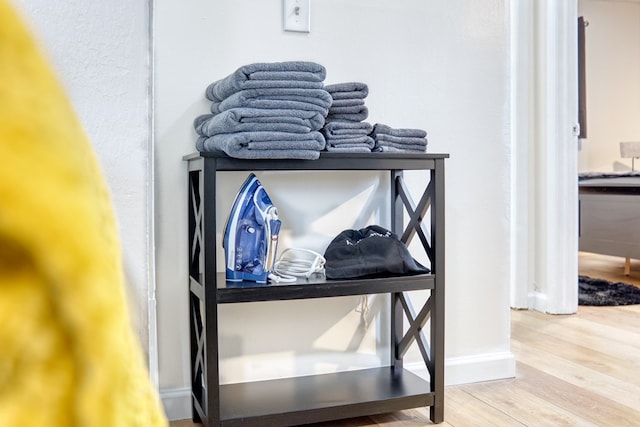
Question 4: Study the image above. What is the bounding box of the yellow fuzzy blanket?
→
[0,2,168,425]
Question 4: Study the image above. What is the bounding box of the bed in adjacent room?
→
[579,172,640,275]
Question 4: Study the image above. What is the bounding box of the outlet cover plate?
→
[283,0,310,33]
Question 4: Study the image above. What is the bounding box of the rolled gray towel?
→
[211,88,332,116]
[372,123,427,138]
[206,61,327,101]
[324,82,369,99]
[196,131,326,159]
[374,133,428,147]
[195,108,326,136]
[373,141,427,152]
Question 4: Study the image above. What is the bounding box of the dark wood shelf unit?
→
[185,152,447,426]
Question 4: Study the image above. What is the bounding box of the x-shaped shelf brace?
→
[396,293,434,376]
[191,298,205,390]
[190,174,204,276]
[393,173,436,373]
[188,170,207,421]
[396,176,434,263]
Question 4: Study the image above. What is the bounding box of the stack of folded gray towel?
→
[321,82,374,152]
[370,123,428,153]
[195,61,331,160]
[325,82,369,122]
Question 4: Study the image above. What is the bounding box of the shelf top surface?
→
[183,151,448,171]
[185,151,449,161]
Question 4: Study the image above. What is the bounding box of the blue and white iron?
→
[223,174,281,283]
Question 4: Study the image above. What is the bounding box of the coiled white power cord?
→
[268,248,326,283]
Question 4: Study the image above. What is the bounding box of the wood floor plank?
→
[457,376,600,427]
[619,303,640,313]
[516,308,640,347]
[512,338,640,412]
[369,408,453,426]
[575,305,640,334]
[579,252,640,284]
[511,318,640,385]
[511,309,640,365]
[514,362,640,426]
[443,385,524,426]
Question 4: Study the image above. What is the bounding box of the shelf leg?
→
[625,257,631,276]
[391,292,404,375]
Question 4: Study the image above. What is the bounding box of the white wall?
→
[155,0,514,419]
[14,1,152,350]
[10,0,515,421]
[578,0,640,172]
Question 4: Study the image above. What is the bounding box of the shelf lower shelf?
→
[216,367,433,427]
[189,273,436,304]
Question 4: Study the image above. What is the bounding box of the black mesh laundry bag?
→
[323,225,429,279]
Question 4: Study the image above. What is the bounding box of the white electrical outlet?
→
[283,0,310,33]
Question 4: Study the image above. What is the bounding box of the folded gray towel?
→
[372,145,426,153]
[195,107,326,136]
[219,87,332,107]
[324,82,369,99]
[206,61,327,101]
[325,145,372,153]
[223,108,325,130]
[328,104,368,115]
[373,141,427,152]
[374,133,428,147]
[211,88,332,116]
[324,135,375,148]
[206,80,325,102]
[329,98,366,108]
[194,112,313,136]
[196,138,322,160]
[196,131,326,159]
[372,123,427,138]
[326,109,369,122]
[322,121,373,136]
[324,133,374,141]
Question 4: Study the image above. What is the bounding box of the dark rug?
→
[579,275,640,306]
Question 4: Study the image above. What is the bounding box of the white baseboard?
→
[528,291,549,313]
[161,351,516,421]
[440,351,516,386]
[160,387,191,422]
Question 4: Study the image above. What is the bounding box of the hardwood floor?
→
[578,251,640,286]
[171,253,640,426]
